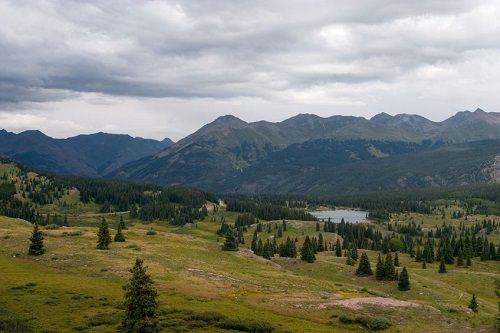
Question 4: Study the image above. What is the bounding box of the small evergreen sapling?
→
[468,293,478,313]
[114,223,126,242]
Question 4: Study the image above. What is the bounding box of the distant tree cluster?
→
[226,199,316,221]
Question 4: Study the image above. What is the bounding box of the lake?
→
[307,209,369,223]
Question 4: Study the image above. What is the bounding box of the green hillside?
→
[1,159,499,332]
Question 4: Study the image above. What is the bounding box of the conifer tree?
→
[114,223,126,242]
[438,256,447,273]
[384,253,397,280]
[28,223,45,256]
[301,236,316,263]
[122,258,159,333]
[375,253,385,280]
[251,230,258,253]
[468,293,478,313]
[398,267,410,291]
[97,217,112,250]
[222,229,239,251]
[394,252,400,267]
[346,253,355,266]
[335,239,342,257]
[256,239,263,256]
[119,215,127,229]
[262,240,273,259]
[457,248,464,266]
[466,253,472,266]
[317,233,324,252]
[356,252,373,276]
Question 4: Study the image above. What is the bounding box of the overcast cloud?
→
[1,0,500,140]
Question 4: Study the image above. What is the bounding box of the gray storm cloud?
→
[0,0,499,140]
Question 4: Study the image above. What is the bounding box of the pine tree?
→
[120,215,127,229]
[122,258,159,332]
[466,253,472,266]
[97,217,112,250]
[394,252,400,267]
[301,236,316,263]
[356,252,373,276]
[375,253,385,280]
[335,239,342,257]
[251,230,258,253]
[438,256,447,273]
[457,248,464,266]
[114,223,126,242]
[28,223,45,256]
[384,253,397,280]
[468,293,478,313]
[262,240,273,259]
[222,229,239,251]
[398,267,410,291]
[317,233,324,252]
[346,253,355,266]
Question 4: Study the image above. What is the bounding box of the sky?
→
[1,0,500,141]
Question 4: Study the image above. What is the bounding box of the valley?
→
[0,160,499,332]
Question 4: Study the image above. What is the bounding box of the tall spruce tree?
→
[398,267,410,291]
[97,217,112,250]
[28,223,45,256]
[122,258,159,333]
[356,252,373,276]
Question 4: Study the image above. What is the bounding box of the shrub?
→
[216,318,274,332]
[339,314,391,331]
[45,224,60,230]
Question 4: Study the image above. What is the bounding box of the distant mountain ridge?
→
[0,130,172,176]
[111,108,500,194]
[3,109,500,195]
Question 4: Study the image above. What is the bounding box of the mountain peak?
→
[370,112,393,124]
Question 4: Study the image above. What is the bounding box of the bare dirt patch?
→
[318,297,421,310]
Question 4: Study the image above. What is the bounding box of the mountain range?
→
[2,108,500,195]
[0,130,172,176]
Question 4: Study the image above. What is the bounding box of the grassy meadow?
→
[1,203,499,332]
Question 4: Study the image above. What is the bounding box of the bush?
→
[0,307,33,333]
[339,314,391,331]
[86,313,119,327]
[45,224,60,230]
[358,316,391,331]
[62,231,82,237]
[338,314,356,324]
[189,311,226,323]
[216,318,274,332]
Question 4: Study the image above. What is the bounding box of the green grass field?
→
[1,207,499,332]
